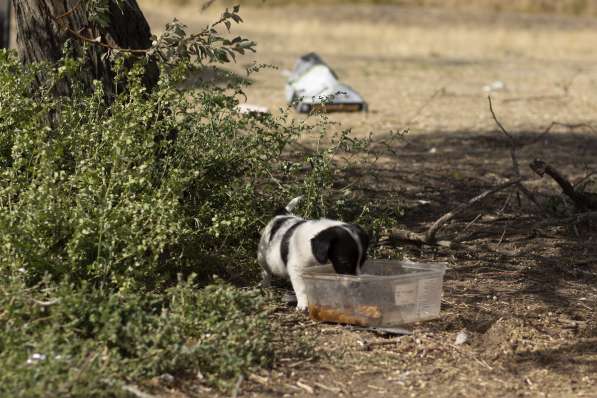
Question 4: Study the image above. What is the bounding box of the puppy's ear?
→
[348,224,370,265]
[310,228,334,264]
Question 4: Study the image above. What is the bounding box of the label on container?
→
[394,282,418,306]
[417,278,442,317]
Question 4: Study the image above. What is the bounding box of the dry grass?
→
[141,0,597,16]
[141,2,597,137]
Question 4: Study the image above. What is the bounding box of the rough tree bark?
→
[12,0,158,97]
[0,0,10,48]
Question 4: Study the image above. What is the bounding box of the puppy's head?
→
[310,223,369,275]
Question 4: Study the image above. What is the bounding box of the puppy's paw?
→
[295,303,308,314]
[283,292,297,306]
[259,279,271,288]
[259,270,272,288]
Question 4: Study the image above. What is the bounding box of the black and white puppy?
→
[257,197,369,311]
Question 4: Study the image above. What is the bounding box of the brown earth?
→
[140,3,596,397]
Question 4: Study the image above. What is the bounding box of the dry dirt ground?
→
[140,3,597,397]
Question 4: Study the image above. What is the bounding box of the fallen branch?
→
[530,159,597,211]
[386,178,522,247]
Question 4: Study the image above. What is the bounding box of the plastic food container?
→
[302,259,446,327]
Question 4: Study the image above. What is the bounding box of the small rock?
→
[482,80,506,92]
[159,373,175,386]
[455,329,470,345]
[357,339,371,351]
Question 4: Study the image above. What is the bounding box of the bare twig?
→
[231,375,244,398]
[405,86,446,125]
[488,96,544,212]
[463,213,483,232]
[497,227,507,246]
[52,21,149,54]
[47,2,151,54]
[296,381,314,394]
[386,178,522,247]
[488,95,516,142]
[424,178,522,242]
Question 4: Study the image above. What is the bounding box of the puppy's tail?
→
[285,195,304,213]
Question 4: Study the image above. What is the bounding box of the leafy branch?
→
[50,1,255,66]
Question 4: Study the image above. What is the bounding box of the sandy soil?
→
[140,3,597,397]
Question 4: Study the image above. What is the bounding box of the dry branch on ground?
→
[384,179,522,247]
[530,159,597,211]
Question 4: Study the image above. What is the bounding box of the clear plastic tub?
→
[302,259,446,327]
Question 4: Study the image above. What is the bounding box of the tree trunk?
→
[0,0,10,48]
[12,0,158,97]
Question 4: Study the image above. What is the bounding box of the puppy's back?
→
[259,215,305,277]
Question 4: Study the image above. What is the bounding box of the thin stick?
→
[388,178,522,247]
[53,22,149,54]
[231,374,244,398]
[497,227,507,246]
[405,86,446,125]
[424,178,522,242]
[296,381,314,394]
[488,96,544,212]
[488,95,515,142]
[463,213,483,232]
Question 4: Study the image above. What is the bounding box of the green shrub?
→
[0,273,272,396]
[0,48,394,290]
[0,5,400,392]
[0,47,307,289]
[0,40,302,391]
